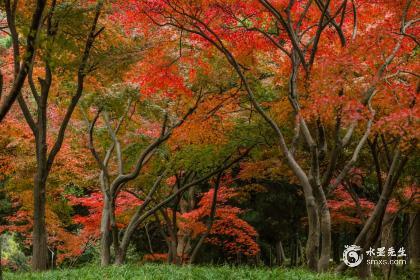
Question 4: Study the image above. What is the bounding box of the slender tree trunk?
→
[317,190,332,272]
[115,206,160,265]
[298,237,304,266]
[100,196,111,266]
[160,211,178,264]
[189,178,220,264]
[288,52,322,272]
[167,245,173,263]
[114,171,171,265]
[276,240,286,266]
[114,247,125,265]
[305,195,320,271]
[381,213,394,280]
[176,230,191,264]
[145,223,154,254]
[32,114,49,271]
[409,212,419,277]
[358,258,372,279]
[112,196,129,265]
[169,239,179,265]
[290,237,296,266]
[51,246,57,269]
[114,213,138,265]
[109,199,120,259]
[32,170,48,270]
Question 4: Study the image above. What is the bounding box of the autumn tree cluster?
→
[0,0,418,278]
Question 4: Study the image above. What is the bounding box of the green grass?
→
[4,264,355,280]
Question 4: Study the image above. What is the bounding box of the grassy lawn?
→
[4,264,355,280]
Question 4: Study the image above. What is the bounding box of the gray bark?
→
[409,212,419,277]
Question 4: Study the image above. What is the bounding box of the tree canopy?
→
[0,0,418,278]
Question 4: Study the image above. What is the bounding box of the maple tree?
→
[83,70,255,265]
[13,1,104,270]
[85,83,201,265]
[0,0,136,270]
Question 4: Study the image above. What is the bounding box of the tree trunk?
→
[298,237,304,266]
[169,239,179,265]
[32,129,48,271]
[166,219,178,264]
[358,258,372,279]
[381,213,394,280]
[110,199,120,259]
[317,191,332,272]
[157,210,178,264]
[176,230,191,264]
[276,240,286,266]
[32,170,48,270]
[114,211,141,265]
[167,245,173,263]
[332,233,340,264]
[409,212,419,277]
[305,195,320,271]
[189,180,219,264]
[290,237,296,266]
[50,246,57,269]
[114,249,124,265]
[100,196,111,266]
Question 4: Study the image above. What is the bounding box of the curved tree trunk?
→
[0,0,46,122]
[114,214,136,265]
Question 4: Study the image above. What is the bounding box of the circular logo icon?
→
[343,245,363,267]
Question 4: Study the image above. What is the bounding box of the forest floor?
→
[4,264,356,280]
